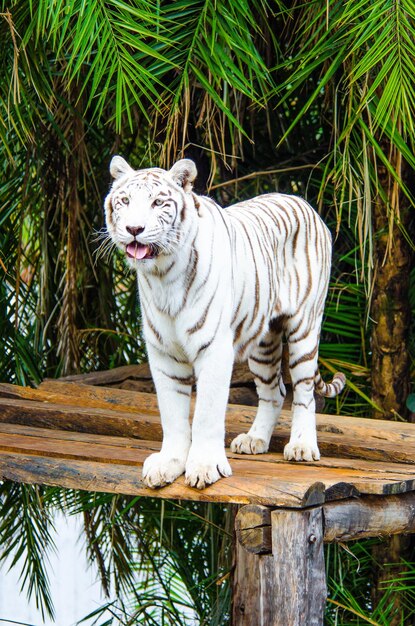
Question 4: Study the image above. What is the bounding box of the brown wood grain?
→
[0,395,162,439]
[235,504,272,554]
[53,363,153,386]
[232,540,277,625]
[54,359,291,387]
[324,492,415,542]
[4,381,415,463]
[234,493,415,552]
[1,381,415,506]
[270,507,326,625]
[0,421,415,506]
[0,381,160,414]
[3,382,415,465]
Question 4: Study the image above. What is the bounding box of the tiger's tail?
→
[314,370,346,398]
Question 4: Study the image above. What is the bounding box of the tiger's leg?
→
[231,322,285,455]
[185,335,234,489]
[142,345,192,488]
[284,315,322,462]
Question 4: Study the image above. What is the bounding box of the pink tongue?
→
[126,242,149,260]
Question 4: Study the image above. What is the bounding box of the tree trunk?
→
[371,147,412,420]
[370,144,413,624]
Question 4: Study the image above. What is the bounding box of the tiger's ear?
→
[109,155,134,180]
[169,159,197,193]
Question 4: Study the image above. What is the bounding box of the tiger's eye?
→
[121,196,129,205]
[154,198,163,206]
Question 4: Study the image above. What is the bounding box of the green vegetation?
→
[1,0,414,623]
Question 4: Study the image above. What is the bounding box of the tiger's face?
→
[104,156,197,264]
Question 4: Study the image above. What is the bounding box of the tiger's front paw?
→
[142,452,186,488]
[185,449,232,489]
[284,440,320,462]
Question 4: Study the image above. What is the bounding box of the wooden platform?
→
[1,377,415,508]
[3,368,415,624]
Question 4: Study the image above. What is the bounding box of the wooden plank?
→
[39,379,291,411]
[38,380,415,449]
[271,507,326,625]
[0,382,159,414]
[0,453,146,496]
[0,423,415,506]
[0,430,148,466]
[113,378,264,407]
[2,387,415,466]
[37,380,415,444]
[0,396,162,440]
[53,363,153,386]
[53,361,260,387]
[0,451,325,506]
[0,422,161,450]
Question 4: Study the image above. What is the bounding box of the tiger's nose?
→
[126,225,144,237]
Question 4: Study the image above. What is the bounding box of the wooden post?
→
[232,540,278,625]
[233,505,326,625]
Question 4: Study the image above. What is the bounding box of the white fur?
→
[104,156,345,489]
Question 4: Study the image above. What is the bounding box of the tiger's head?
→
[104,156,197,265]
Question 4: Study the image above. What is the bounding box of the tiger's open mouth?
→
[125,242,157,260]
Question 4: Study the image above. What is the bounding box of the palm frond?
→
[0,483,56,620]
[157,0,278,168]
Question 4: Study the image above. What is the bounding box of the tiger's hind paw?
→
[230,433,268,455]
[284,441,320,462]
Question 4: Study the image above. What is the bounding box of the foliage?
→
[0,0,415,624]
[0,488,233,625]
[0,483,56,621]
[275,0,415,291]
[326,540,415,625]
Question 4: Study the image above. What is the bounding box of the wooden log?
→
[0,452,146,496]
[234,494,415,554]
[56,357,292,387]
[235,504,272,554]
[6,381,415,465]
[0,381,160,414]
[54,363,153,386]
[233,505,326,625]
[0,396,162,440]
[53,359,320,410]
[323,492,415,542]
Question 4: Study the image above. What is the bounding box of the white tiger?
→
[104,156,345,489]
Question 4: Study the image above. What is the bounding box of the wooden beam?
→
[235,493,415,555]
[233,506,326,625]
[323,492,415,542]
